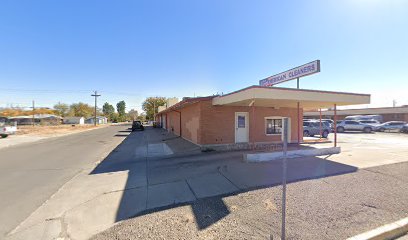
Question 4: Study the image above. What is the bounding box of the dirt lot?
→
[16,124,106,137]
[0,124,112,150]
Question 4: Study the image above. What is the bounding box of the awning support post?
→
[334,104,337,147]
[319,108,322,141]
[297,102,300,147]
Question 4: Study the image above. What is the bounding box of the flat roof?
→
[213,86,370,110]
[156,86,371,115]
[305,106,408,116]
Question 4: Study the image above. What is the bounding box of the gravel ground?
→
[17,124,104,136]
[91,161,408,240]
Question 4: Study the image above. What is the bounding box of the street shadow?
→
[90,127,358,230]
[114,134,130,137]
[118,130,132,133]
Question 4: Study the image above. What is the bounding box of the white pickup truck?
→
[0,124,17,138]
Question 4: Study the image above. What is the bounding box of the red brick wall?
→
[199,101,249,145]
[167,111,180,135]
[160,99,303,145]
[164,103,201,144]
[199,100,302,145]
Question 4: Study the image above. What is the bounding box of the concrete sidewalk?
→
[8,128,408,240]
[5,127,357,240]
[5,127,202,240]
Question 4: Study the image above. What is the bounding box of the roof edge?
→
[219,85,370,98]
[156,96,216,115]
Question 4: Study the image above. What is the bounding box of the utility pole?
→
[32,100,35,127]
[91,91,101,126]
[153,100,155,121]
[281,117,289,240]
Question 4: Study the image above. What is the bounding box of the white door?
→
[235,112,249,143]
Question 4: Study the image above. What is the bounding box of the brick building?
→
[155,86,370,149]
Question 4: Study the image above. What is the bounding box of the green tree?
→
[53,102,69,117]
[116,101,126,122]
[68,102,94,118]
[102,102,115,121]
[127,109,138,121]
[110,112,119,123]
[142,97,166,120]
[137,113,146,121]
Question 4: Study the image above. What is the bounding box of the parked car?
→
[131,120,144,131]
[375,121,407,132]
[345,115,383,122]
[321,119,335,131]
[336,120,374,133]
[400,124,408,133]
[358,120,381,128]
[303,121,331,138]
[0,124,17,138]
[303,119,314,122]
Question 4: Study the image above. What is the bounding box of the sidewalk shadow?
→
[90,127,358,230]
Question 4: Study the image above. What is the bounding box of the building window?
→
[237,116,246,128]
[265,118,282,135]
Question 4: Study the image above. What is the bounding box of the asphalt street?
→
[0,125,127,238]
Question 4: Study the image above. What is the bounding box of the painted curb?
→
[244,147,341,162]
[347,217,408,240]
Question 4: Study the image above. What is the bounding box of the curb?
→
[347,217,408,240]
[244,146,341,162]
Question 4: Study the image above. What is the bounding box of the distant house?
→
[85,116,107,125]
[63,117,85,125]
[8,114,63,125]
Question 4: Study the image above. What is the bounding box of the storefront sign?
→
[259,60,320,87]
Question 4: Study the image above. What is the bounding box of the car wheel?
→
[303,130,310,137]
[363,127,372,133]
[322,130,329,138]
[337,127,345,133]
[379,128,385,132]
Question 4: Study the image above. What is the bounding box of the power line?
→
[0,88,92,93]
[0,88,143,97]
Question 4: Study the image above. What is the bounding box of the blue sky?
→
[0,0,407,112]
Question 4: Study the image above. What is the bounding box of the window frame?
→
[265,117,283,136]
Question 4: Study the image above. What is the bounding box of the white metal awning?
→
[212,86,370,110]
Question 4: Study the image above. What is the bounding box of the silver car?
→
[375,121,407,132]
[303,121,331,138]
[358,120,381,128]
[336,120,374,133]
